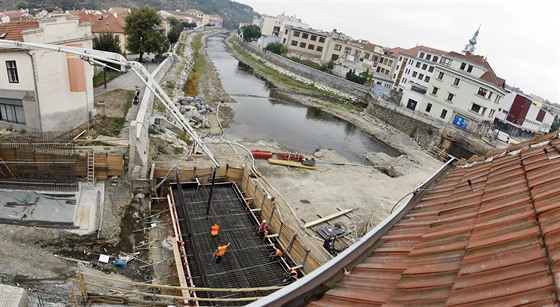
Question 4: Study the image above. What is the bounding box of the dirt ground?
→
[0,29,443,305]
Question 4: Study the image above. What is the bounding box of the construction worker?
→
[282,268,298,284]
[269,247,283,259]
[210,223,220,242]
[257,220,270,237]
[215,242,231,264]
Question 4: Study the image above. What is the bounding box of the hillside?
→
[0,0,257,29]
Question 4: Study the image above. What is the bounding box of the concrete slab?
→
[0,284,29,307]
[0,190,77,226]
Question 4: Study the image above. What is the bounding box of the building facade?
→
[400,51,506,136]
[495,91,554,135]
[0,14,95,132]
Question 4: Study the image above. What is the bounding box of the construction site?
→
[0,29,449,306]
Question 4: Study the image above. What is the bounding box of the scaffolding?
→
[170,181,287,305]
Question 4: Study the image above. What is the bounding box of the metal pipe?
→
[205,167,217,218]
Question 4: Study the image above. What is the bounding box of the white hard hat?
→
[262,220,266,223]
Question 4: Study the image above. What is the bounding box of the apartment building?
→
[495,91,554,135]
[390,45,448,93]
[256,14,309,48]
[281,25,328,60]
[0,14,95,132]
[400,50,506,136]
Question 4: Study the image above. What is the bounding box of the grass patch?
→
[183,34,205,97]
[174,147,184,155]
[229,38,349,101]
[155,101,166,113]
[93,70,121,87]
[177,42,186,56]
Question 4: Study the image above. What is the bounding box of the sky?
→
[236,0,560,104]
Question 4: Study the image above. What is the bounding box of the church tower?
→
[463,25,480,54]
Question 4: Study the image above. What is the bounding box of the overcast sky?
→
[236,0,559,103]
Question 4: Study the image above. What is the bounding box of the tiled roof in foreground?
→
[309,131,560,306]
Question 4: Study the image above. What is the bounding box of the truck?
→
[495,130,510,143]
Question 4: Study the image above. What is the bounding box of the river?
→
[206,34,399,164]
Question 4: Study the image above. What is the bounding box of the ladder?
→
[87,151,95,185]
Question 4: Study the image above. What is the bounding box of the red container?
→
[252,150,273,159]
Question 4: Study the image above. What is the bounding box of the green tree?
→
[319,60,334,72]
[124,7,169,62]
[168,23,184,45]
[17,2,27,9]
[346,69,367,84]
[93,33,123,54]
[240,24,261,42]
[183,21,197,29]
[167,16,180,27]
[264,42,287,55]
[550,115,560,132]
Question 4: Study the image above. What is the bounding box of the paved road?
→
[93,59,159,97]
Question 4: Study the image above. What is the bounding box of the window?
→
[302,33,309,39]
[419,52,425,58]
[418,73,424,80]
[334,44,342,51]
[283,38,286,43]
[428,66,434,72]
[424,76,430,82]
[460,63,466,70]
[447,93,455,102]
[471,103,481,113]
[344,47,351,54]
[393,73,396,78]
[310,35,317,41]
[422,63,427,70]
[6,60,19,83]
[432,87,439,95]
[285,29,288,34]
[425,103,432,112]
[409,60,414,65]
[477,87,488,97]
[291,40,298,46]
[364,52,370,59]
[331,54,339,61]
[383,58,388,64]
[467,65,473,73]
[426,54,432,61]
[308,44,315,50]
[299,42,306,48]
[440,109,447,119]
[412,71,418,77]
[488,92,493,100]
[442,58,452,66]
[453,78,460,86]
[319,37,325,43]
[433,56,439,62]
[388,60,393,66]
[437,72,444,80]
[0,98,25,124]
[316,46,323,52]
[416,62,421,68]
[405,69,410,74]
[396,65,400,70]
[293,31,300,37]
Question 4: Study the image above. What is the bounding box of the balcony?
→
[410,82,427,94]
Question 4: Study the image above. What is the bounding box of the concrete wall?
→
[239,40,370,98]
[364,95,442,149]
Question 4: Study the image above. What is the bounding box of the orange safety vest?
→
[216,245,227,257]
[275,248,283,257]
[211,224,219,236]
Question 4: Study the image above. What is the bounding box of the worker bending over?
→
[269,247,283,259]
[210,223,220,242]
[257,219,270,237]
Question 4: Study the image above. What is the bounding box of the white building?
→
[0,14,95,132]
[390,45,448,93]
[400,50,507,136]
[256,13,309,48]
[496,91,554,135]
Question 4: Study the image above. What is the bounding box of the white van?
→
[495,130,510,143]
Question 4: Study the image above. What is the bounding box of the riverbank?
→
[191,31,444,255]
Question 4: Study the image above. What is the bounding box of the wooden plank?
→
[303,208,354,228]
[267,158,316,170]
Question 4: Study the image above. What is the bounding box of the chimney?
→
[465,50,471,56]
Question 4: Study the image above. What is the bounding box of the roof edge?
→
[249,157,457,306]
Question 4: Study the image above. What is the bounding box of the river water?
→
[206,35,399,164]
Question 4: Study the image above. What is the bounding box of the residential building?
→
[67,9,129,54]
[390,45,448,93]
[495,91,554,135]
[401,50,506,135]
[281,25,328,60]
[0,14,95,132]
[256,14,308,48]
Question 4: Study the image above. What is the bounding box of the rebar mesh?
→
[172,182,285,305]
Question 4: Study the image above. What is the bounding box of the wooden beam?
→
[303,208,354,228]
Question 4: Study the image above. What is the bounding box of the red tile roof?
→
[309,131,560,306]
[448,51,506,89]
[91,14,125,34]
[0,21,39,41]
